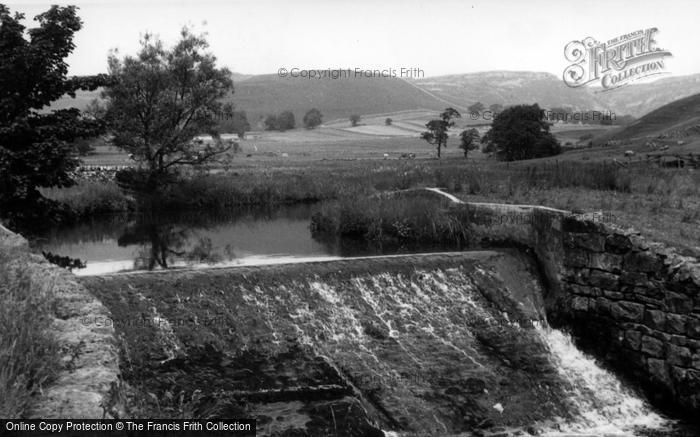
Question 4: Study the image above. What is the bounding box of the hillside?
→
[413,71,600,113]
[228,74,447,126]
[608,92,700,140]
[49,71,700,123]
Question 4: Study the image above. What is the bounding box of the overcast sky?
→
[7,0,700,78]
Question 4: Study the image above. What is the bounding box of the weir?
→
[79,250,681,435]
[3,201,699,435]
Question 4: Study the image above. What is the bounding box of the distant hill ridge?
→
[50,70,700,123]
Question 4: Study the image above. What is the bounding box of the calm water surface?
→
[31,204,461,275]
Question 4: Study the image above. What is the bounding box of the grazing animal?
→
[624,150,635,157]
[383,153,389,159]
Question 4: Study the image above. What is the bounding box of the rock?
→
[566,283,596,297]
[665,292,693,314]
[589,253,623,272]
[605,234,633,254]
[571,296,590,311]
[618,271,647,286]
[666,313,686,335]
[686,316,700,339]
[610,301,645,321]
[667,344,692,367]
[603,290,624,300]
[642,335,665,358]
[623,251,663,273]
[564,233,606,252]
[563,268,590,285]
[624,330,642,351]
[562,217,602,233]
[563,249,589,268]
[692,353,700,369]
[644,310,666,331]
[589,270,619,290]
[647,358,671,386]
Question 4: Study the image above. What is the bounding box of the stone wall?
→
[0,223,120,418]
[454,202,700,417]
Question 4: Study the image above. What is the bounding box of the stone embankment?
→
[453,198,700,416]
[0,224,119,418]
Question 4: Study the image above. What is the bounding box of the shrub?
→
[42,180,132,218]
[310,196,472,246]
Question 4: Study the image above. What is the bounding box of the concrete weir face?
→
[79,250,561,434]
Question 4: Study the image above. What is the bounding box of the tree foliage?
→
[303,108,323,129]
[0,5,108,227]
[103,29,234,188]
[277,110,295,131]
[218,104,250,138]
[459,128,480,159]
[420,108,460,158]
[264,114,278,131]
[264,111,296,131]
[482,104,561,161]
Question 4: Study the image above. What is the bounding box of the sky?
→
[6,0,700,78]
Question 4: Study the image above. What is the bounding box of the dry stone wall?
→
[456,202,700,416]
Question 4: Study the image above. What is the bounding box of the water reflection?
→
[32,203,467,275]
[32,204,340,275]
[117,219,229,270]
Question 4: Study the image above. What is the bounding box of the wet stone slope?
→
[80,251,580,436]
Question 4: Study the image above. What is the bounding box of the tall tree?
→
[277,110,295,131]
[482,104,561,161]
[459,128,480,159]
[421,107,461,158]
[303,108,323,129]
[264,114,278,131]
[218,104,250,138]
[0,5,108,227]
[103,28,234,189]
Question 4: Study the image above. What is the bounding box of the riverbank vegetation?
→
[40,158,700,255]
[310,196,472,246]
[0,249,59,417]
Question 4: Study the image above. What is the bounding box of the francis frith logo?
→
[563,28,672,90]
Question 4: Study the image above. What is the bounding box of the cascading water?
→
[82,251,694,436]
[534,322,672,436]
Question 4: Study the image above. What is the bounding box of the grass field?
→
[82,117,625,165]
[62,115,700,257]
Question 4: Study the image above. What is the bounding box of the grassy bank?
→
[41,158,700,255]
[0,249,59,417]
[45,160,636,214]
